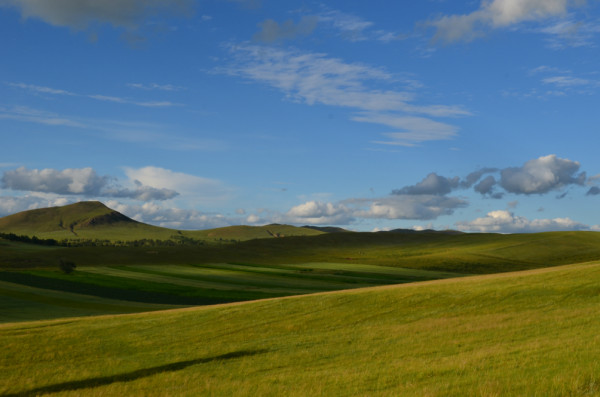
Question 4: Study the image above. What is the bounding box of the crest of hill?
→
[0,202,326,242]
[0,201,135,233]
[198,223,325,240]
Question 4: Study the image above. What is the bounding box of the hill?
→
[2,261,600,395]
[0,202,324,242]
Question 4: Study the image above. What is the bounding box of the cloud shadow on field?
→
[2,349,268,397]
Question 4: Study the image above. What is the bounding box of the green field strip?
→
[195,262,432,285]
[121,264,373,290]
[0,280,180,323]
[0,271,274,305]
[79,266,325,294]
[3,262,600,395]
[286,262,465,278]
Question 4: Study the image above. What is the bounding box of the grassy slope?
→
[2,261,600,396]
[0,263,461,322]
[0,280,180,323]
[4,230,600,275]
[0,201,324,242]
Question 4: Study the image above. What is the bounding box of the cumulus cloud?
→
[392,173,459,196]
[456,210,590,233]
[283,195,467,225]
[0,194,74,217]
[286,201,354,225]
[1,166,179,201]
[105,200,234,230]
[474,175,503,198]
[354,196,467,220]
[500,154,585,195]
[253,16,318,42]
[391,155,588,201]
[2,167,108,196]
[123,166,232,204]
[461,168,499,188]
[0,0,194,30]
[429,0,582,43]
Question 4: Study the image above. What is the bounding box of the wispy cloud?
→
[88,94,178,108]
[9,82,181,108]
[0,105,225,151]
[537,16,600,49]
[0,106,86,127]
[127,83,186,91]
[253,16,318,42]
[219,44,468,146]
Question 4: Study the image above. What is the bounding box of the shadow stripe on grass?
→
[1,349,268,397]
[0,272,231,305]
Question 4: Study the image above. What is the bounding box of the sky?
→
[1,0,600,233]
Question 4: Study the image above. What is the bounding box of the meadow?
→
[0,262,461,323]
[4,202,600,395]
[2,261,600,396]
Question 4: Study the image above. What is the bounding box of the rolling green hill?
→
[2,261,600,396]
[0,201,324,242]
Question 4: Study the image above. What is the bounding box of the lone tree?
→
[59,258,76,274]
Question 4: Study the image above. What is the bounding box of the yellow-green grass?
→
[6,230,600,275]
[0,280,180,324]
[0,263,461,322]
[2,262,600,396]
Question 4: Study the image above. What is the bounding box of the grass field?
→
[2,261,600,396]
[5,230,600,275]
[0,263,461,323]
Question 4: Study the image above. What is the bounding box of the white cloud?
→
[456,210,590,233]
[0,0,194,30]
[354,196,467,221]
[500,154,585,194]
[253,16,318,42]
[366,116,459,146]
[10,82,180,108]
[127,83,186,91]
[285,201,354,225]
[392,173,460,196]
[88,94,178,108]
[0,194,74,217]
[542,75,597,87]
[318,8,373,41]
[123,166,233,204]
[0,105,86,128]
[0,105,223,152]
[538,17,600,49]
[2,166,179,201]
[221,44,468,145]
[104,200,235,230]
[429,0,583,43]
[282,195,467,225]
[8,82,75,96]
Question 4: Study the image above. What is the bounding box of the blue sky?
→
[1,0,600,233]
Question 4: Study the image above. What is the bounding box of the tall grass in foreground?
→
[2,262,600,396]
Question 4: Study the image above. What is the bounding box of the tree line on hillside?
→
[0,232,238,247]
